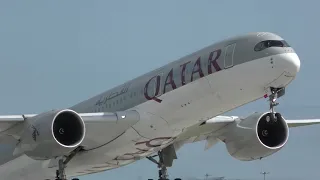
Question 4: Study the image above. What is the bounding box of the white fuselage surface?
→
[0,32,301,180]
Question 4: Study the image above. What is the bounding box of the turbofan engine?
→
[219,112,289,161]
[17,109,85,160]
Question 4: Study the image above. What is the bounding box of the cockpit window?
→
[254,40,290,51]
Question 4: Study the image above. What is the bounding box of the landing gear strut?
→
[55,147,82,180]
[147,150,168,180]
[56,159,66,180]
[147,144,179,180]
[268,87,285,122]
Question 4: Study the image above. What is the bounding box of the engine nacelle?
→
[219,112,289,161]
[18,109,85,160]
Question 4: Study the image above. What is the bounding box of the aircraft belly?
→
[64,125,170,178]
[131,111,174,139]
[0,155,53,180]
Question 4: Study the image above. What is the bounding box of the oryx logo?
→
[31,125,39,141]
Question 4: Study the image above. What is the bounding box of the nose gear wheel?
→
[268,87,285,122]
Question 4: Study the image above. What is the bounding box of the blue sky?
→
[0,0,320,180]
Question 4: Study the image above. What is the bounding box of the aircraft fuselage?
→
[0,32,301,180]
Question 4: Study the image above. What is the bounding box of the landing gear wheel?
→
[268,87,285,122]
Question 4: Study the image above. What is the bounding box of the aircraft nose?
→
[280,53,301,76]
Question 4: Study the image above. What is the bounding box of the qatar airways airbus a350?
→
[0,32,318,180]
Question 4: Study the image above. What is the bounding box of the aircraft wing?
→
[173,115,320,151]
[1,111,320,148]
[285,119,320,127]
[0,110,140,141]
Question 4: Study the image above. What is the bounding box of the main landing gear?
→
[55,147,82,180]
[147,151,169,180]
[267,87,285,122]
[146,145,181,180]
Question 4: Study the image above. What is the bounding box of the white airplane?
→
[0,32,318,180]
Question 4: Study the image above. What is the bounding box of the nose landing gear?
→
[267,87,285,122]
